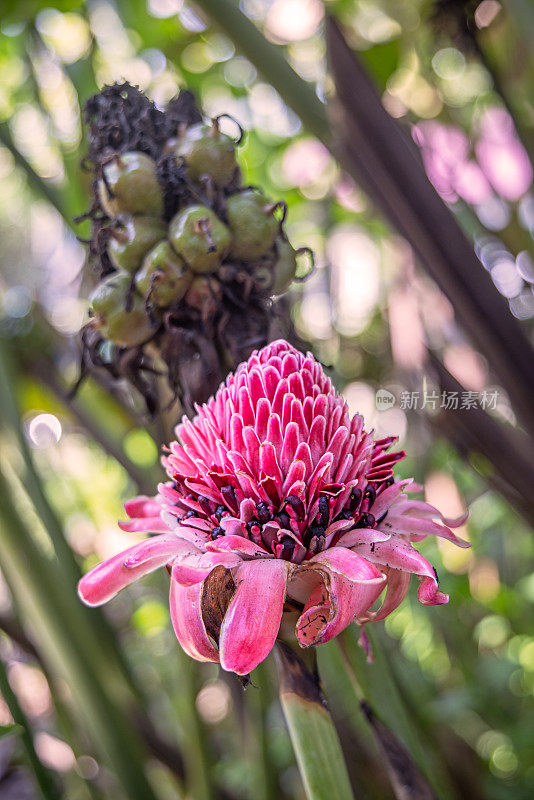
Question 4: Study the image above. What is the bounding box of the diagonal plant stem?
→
[193,0,330,145]
[194,0,534,440]
[429,354,534,526]
[0,122,72,229]
[0,655,61,800]
[0,462,160,800]
[332,639,439,800]
[324,17,534,438]
[26,358,159,495]
[0,342,82,588]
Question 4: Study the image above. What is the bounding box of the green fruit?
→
[169,205,231,274]
[98,152,164,217]
[271,238,298,295]
[108,216,166,274]
[177,120,238,188]
[226,190,279,261]
[136,241,193,307]
[90,272,154,348]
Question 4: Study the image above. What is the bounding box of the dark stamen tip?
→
[356,512,375,529]
[279,534,295,560]
[256,502,271,524]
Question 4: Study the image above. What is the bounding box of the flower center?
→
[173,475,395,563]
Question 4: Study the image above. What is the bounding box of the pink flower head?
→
[78,340,468,675]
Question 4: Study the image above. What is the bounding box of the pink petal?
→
[205,535,271,559]
[337,527,391,548]
[394,499,468,528]
[118,516,170,533]
[219,560,291,675]
[351,540,448,605]
[161,517,211,548]
[361,568,411,622]
[380,514,470,548]
[171,551,242,586]
[370,479,413,519]
[78,535,194,607]
[123,495,162,518]
[295,548,386,647]
[169,580,219,663]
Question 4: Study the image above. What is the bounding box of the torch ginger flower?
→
[78,340,468,675]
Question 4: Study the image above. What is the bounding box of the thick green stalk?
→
[0,465,159,800]
[0,656,60,800]
[193,0,330,145]
[275,643,355,800]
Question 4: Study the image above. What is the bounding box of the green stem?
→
[0,464,159,800]
[193,0,330,145]
[0,656,60,800]
[275,643,355,800]
[0,122,72,229]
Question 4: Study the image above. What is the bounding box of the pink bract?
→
[78,340,468,675]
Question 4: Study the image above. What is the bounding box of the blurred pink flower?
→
[413,121,469,202]
[453,160,492,205]
[282,138,332,187]
[414,110,532,205]
[78,341,468,675]
[475,108,532,202]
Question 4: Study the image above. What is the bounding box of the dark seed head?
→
[256,502,271,524]
[221,485,238,513]
[215,505,226,521]
[276,511,291,530]
[184,510,196,519]
[279,535,295,560]
[336,509,353,521]
[350,488,362,512]
[363,484,376,505]
[308,534,325,555]
[356,512,375,529]
[307,525,325,544]
[210,526,222,540]
[285,494,305,520]
[317,495,330,527]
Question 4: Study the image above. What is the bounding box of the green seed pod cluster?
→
[79,82,313,412]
